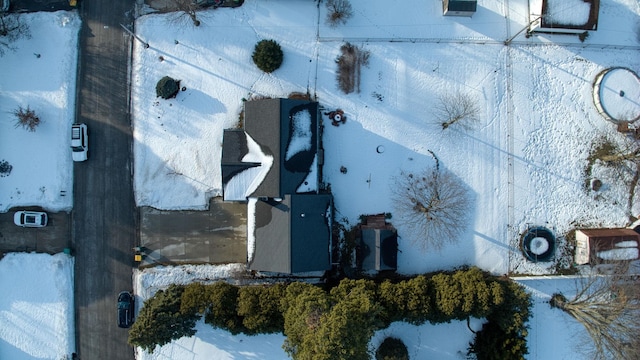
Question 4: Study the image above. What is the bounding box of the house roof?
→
[222,98,320,200]
[250,194,332,273]
[577,228,640,239]
[444,0,477,12]
[244,98,319,198]
[357,214,398,271]
[360,228,398,271]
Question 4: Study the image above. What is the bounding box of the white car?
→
[14,211,48,227]
[71,123,88,162]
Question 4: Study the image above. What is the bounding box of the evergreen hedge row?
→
[129,267,531,359]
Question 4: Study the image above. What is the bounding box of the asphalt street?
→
[73,0,137,358]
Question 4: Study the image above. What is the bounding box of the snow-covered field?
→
[0,253,75,359]
[0,11,80,213]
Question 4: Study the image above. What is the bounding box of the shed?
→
[443,0,477,17]
[575,228,640,265]
[356,214,398,271]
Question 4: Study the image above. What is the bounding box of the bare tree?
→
[550,263,640,360]
[325,0,353,28]
[434,91,480,130]
[392,152,472,251]
[170,0,203,27]
[0,12,31,56]
[13,105,41,132]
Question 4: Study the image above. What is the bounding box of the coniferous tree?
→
[128,284,198,353]
[237,284,286,334]
[204,282,245,334]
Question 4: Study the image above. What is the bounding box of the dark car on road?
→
[117,291,134,328]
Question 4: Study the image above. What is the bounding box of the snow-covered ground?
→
[0,11,80,213]
[130,0,639,357]
[0,253,75,359]
[2,0,639,358]
[516,277,591,360]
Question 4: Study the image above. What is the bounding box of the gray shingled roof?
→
[243,98,319,198]
[250,194,332,273]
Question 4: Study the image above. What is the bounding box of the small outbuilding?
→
[575,228,640,265]
[356,214,398,271]
[443,0,477,17]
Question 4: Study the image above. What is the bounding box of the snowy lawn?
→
[516,277,591,360]
[0,11,81,213]
[0,253,75,359]
[133,0,639,276]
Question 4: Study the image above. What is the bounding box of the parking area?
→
[0,207,70,254]
[139,197,247,267]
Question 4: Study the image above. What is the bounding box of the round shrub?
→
[156,76,180,99]
[376,337,409,360]
[252,39,283,73]
[0,159,12,177]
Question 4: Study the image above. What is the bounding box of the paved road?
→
[73,0,136,359]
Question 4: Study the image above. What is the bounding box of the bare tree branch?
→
[434,91,480,130]
[392,155,472,251]
[325,0,353,28]
[0,13,31,56]
[550,264,640,360]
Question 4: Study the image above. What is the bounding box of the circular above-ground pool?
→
[521,227,555,262]
[593,67,640,123]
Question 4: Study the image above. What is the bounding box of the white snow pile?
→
[0,253,75,359]
[223,133,273,201]
[0,11,80,213]
[597,240,639,261]
[285,108,312,161]
[134,263,247,300]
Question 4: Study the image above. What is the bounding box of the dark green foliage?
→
[204,282,245,334]
[0,159,12,177]
[281,283,332,359]
[376,337,409,360]
[128,284,199,353]
[252,39,283,73]
[311,280,384,360]
[378,276,431,325]
[132,268,531,359]
[470,280,531,360]
[180,282,210,315]
[237,284,286,334]
[156,76,180,99]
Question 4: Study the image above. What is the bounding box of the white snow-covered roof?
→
[223,133,273,201]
